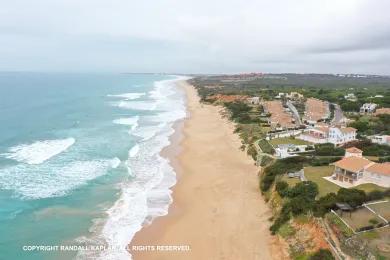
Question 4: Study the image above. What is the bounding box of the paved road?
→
[286,100,302,125]
[332,103,346,125]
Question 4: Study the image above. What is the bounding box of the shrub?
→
[288,181,319,200]
[314,193,338,217]
[270,204,291,234]
[367,190,386,201]
[369,218,379,225]
[309,249,335,260]
[275,181,289,197]
[356,225,374,232]
[247,144,258,161]
[314,143,345,156]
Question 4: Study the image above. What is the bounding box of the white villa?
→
[247,96,260,105]
[360,103,377,114]
[329,147,390,187]
[368,135,390,146]
[344,93,357,102]
[297,126,357,146]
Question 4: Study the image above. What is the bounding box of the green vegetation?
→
[224,101,252,123]
[309,249,335,260]
[326,213,354,237]
[260,157,307,192]
[304,166,386,196]
[270,170,390,232]
[235,124,264,145]
[269,137,312,146]
[349,114,390,135]
[360,230,380,240]
[304,166,338,196]
[314,143,345,156]
[277,222,296,238]
[280,174,301,186]
[259,154,274,167]
[258,139,274,154]
[270,181,319,233]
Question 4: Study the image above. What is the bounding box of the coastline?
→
[129,80,276,259]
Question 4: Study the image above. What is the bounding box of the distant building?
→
[368,135,390,146]
[275,92,286,99]
[344,93,357,102]
[345,147,363,158]
[274,144,312,159]
[286,92,304,100]
[297,126,357,146]
[360,103,377,114]
[247,96,260,105]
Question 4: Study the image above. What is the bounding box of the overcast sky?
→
[1,0,389,74]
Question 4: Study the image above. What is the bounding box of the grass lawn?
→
[367,201,390,221]
[355,183,387,193]
[304,166,387,197]
[269,137,312,146]
[341,207,385,231]
[304,166,338,197]
[280,174,301,187]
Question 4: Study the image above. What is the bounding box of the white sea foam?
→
[81,76,189,260]
[113,116,139,130]
[1,138,75,165]
[129,144,139,158]
[0,157,120,199]
[115,100,156,111]
[130,124,164,141]
[107,92,145,100]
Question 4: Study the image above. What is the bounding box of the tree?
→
[288,181,319,200]
[314,193,337,217]
[337,188,367,208]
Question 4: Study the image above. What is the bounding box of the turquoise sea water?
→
[0,73,186,260]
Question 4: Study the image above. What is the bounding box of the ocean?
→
[0,72,187,260]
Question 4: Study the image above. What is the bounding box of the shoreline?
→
[129,80,277,259]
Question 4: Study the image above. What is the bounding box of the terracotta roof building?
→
[303,98,330,124]
[375,108,390,116]
[331,152,390,187]
[263,100,296,130]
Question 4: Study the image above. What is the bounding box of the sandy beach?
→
[129,80,276,260]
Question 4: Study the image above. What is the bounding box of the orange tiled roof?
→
[332,156,373,173]
[375,108,390,116]
[340,127,357,134]
[366,163,390,176]
[346,147,362,153]
[263,101,295,128]
[303,98,329,122]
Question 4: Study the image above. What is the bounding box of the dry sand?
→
[129,81,277,260]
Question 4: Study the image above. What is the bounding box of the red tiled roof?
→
[346,147,362,153]
[332,156,373,173]
[366,163,390,176]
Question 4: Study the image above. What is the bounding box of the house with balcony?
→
[328,147,390,187]
[332,156,374,184]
